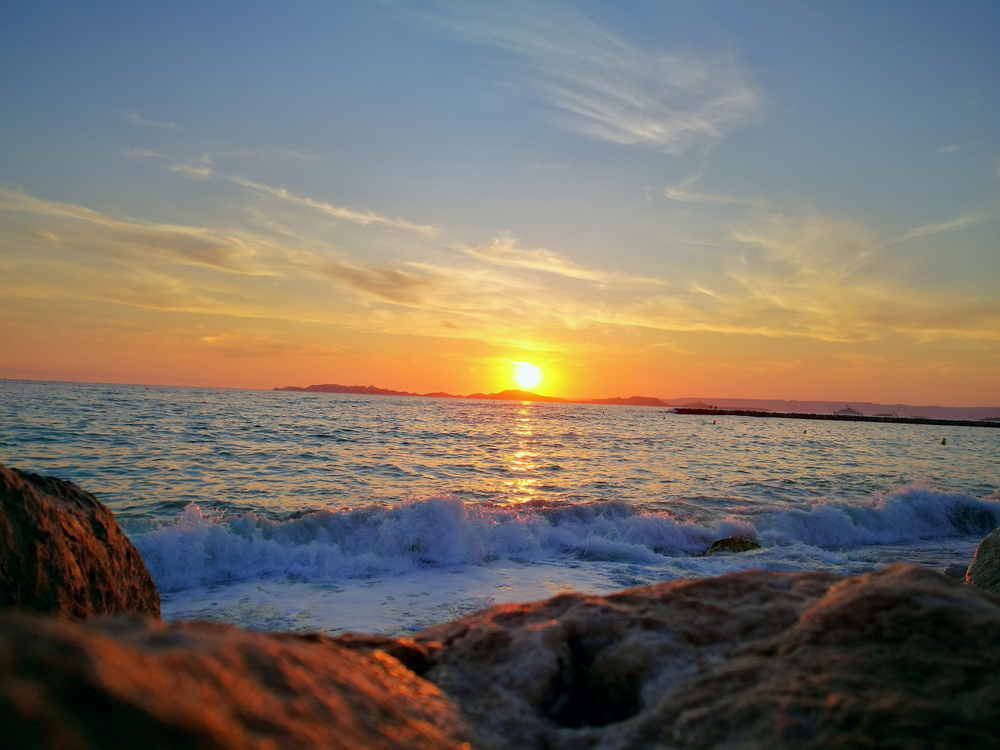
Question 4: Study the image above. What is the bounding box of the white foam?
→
[160,559,624,635]
[757,487,1000,547]
[130,487,998,599]
[156,537,981,636]
[132,497,736,591]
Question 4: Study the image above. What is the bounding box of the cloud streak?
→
[123,111,178,130]
[462,236,606,281]
[2,189,996,360]
[0,188,444,315]
[170,164,212,179]
[227,176,437,235]
[889,211,992,244]
[664,176,764,206]
[417,0,758,153]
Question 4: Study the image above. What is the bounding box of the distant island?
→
[273,383,667,407]
[274,383,1000,420]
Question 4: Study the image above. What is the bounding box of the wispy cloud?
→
[170,164,212,179]
[169,154,213,179]
[711,212,1000,343]
[416,0,758,154]
[213,146,323,161]
[227,176,437,235]
[524,163,572,171]
[125,148,167,161]
[0,188,439,311]
[889,211,992,244]
[122,111,178,130]
[3,189,996,360]
[664,175,763,206]
[462,236,606,281]
[305,258,435,305]
[0,188,254,272]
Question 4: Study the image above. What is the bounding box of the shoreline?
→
[670,407,1000,429]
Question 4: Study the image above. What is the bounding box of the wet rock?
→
[966,527,1000,593]
[0,612,473,750]
[705,535,761,555]
[413,564,1000,749]
[0,463,159,619]
[944,562,970,580]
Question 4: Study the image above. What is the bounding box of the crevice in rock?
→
[543,633,642,728]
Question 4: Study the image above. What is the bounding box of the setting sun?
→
[512,362,543,391]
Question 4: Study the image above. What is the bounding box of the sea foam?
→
[130,487,999,593]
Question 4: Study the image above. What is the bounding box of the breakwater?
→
[671,407,1000,428]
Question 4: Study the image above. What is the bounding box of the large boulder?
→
[407,563,1000,749]
[0,613,472,750]
[0,464,159,619]
[966,527,1000,593]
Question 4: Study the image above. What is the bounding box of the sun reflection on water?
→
[502,402,540,503]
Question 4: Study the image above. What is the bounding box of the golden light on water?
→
[512,361,543,391]
[503,404,539,503]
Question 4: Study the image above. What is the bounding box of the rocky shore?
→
[3,461,1000,749]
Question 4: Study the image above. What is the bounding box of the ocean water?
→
[2,379,998,635]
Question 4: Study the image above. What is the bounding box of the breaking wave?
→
[130,487,1000,592]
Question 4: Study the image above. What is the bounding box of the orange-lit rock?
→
[0,463,159,619]
[411,564,1000,749]
[966,527,1000,593]
[0,613,473,750]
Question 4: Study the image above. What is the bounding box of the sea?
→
[2,379,998,635]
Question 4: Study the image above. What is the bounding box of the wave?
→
[130,487,1000,592]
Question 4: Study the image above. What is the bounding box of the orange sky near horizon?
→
[2,286,996,406]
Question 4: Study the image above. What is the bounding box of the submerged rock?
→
[944,562,970,580]
[966,527,1000,593]
[704,534,761,555]
[410,564,1000,749]
[0,463,159,619]
[0,613,472,750]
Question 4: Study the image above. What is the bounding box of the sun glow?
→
[512,361,543,390]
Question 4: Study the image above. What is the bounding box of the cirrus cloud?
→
[414,0,759,154]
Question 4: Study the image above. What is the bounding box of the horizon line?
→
[2,377,997,412]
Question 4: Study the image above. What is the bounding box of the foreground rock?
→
[4,560,1000,748]
[0,613,473,750]
[0,464,159,619]
[406,563,1000,749]
[966,526,1000,593]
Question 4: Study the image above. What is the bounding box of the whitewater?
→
[2,380,998,634]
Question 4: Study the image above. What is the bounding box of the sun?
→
[512,361,543,391]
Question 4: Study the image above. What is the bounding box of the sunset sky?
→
[1,1,998,404]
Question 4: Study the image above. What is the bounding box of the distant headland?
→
[274,383,1000,421]
[273,383,666,407]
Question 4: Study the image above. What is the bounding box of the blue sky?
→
[1,1,997,403]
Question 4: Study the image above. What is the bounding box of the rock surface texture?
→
[966,526,1000,593]
[406,564,1000,749]
[0,463,159,619]
[0,613,472,750]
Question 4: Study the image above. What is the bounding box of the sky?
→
[0,1,998,404]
